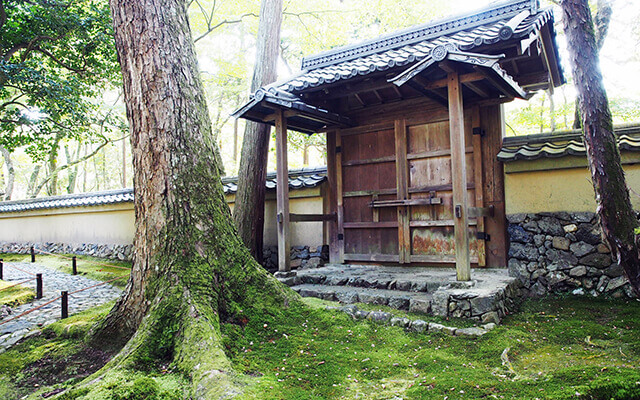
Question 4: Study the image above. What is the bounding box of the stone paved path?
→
[0,262,122,350]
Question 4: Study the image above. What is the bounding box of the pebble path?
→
[0,262,123,350]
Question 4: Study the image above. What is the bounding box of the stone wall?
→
[0,242,133,261]
[262,245,329,272]
[507,212,635,298]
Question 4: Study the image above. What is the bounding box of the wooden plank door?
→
[336,116,487,265]
[340,125,400,263]
[404,117,482,265]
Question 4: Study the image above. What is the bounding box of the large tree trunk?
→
[88,0,297,397]
[562,0,640,294]
[233,0,283,263]
[0,146,14,200]
[571,0,612,129]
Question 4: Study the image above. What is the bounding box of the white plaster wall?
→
[0,203,135,245]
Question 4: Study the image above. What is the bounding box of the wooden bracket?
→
[370,198,442,208]
[472,127,486,137]
[290,213,337,222]
[468,205,494,218]
[476,232,491,241]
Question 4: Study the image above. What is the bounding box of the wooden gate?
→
[335,111,488,266]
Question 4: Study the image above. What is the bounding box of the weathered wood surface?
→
[447,70,471,281]
[275,110,290,272]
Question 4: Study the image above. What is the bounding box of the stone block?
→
[470,295,497,316]
[575,225,601,245]
[481,311,500,324]
[354,310,370,320]
[336,291,359,304]
[409,299,431,314]
[569,266,587,277]
[442,326,457,335]
[411,320,428,333]
[563,224,578,233]
[523,220,541,233]
[427,322,444,332]
[570,241,595,257]
[552,236,570,251]
[508,258,530,287]
[388,297,410,310]
[367,311,392,323]
[431,291,449,316]
[482,322,497,331]
[605,276,628,292]
[604,264,623,278]
[546,249,578,265]
[538,217,564,236]
[508,225,532,243]
[507,214,527,224]
[509,243,539,261]
[359,293,387,306]
[580,253,613,268]
[547,271,568,288]
[390,317,411,328]
[455,327,487,337]
[597,243,611,254]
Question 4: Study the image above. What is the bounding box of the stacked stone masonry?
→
[507,212,635,299]
[261,245,329,272]
[0,242,133,261]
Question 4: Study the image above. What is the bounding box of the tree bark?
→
[233,0,283,263]
[572,0,612,129]
[0,146,13,200]
[562,0,640,294]
[88,0,297,397]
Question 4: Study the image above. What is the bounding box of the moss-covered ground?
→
[0,254,131,288]
[0,293,639,399]
[0,280,35,307]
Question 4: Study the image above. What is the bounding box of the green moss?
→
[0,280,35,306]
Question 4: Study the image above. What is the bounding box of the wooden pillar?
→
[447,71,471,281]
[472,106,486,267]
[395,119,410,263]
[326,130,341,264]
[275,110,290,272]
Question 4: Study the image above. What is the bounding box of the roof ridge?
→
[301,0,539,71]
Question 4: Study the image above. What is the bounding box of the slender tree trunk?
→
[233,0,283,263]
[0,146,14,200]
[562,0,640,295]
[65,143,82,194]
[571,0,612,128]
[27,165,41,198]
[89,1,297,397]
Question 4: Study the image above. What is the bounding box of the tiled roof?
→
[221,166,327,194]
[498,125,640,162]
[285,1,553,93]
[234,0,563,134]
[0,188,134,213]
[0,167,328,213]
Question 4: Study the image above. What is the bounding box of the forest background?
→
[1,0,639,200]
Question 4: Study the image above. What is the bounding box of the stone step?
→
[291,284,434,314]
[296,264,456,293]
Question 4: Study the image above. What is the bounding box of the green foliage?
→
[0,0,122,160]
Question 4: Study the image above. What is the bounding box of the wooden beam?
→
[336,131,345,263]
[464,81,489,98]
[447,71,471,281]
[326,130,340,264]
[275,110,291,272]
[472,106,486,267]
[290,213,337,222]
[395,119,411,263]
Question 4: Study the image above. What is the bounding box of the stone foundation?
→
[507,212,635,298]
[0,242,133,261]
[262,245,329,272]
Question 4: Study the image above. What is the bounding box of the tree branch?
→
[31,136,119,197]
[33,46,87,74]
[193,13,258,43]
